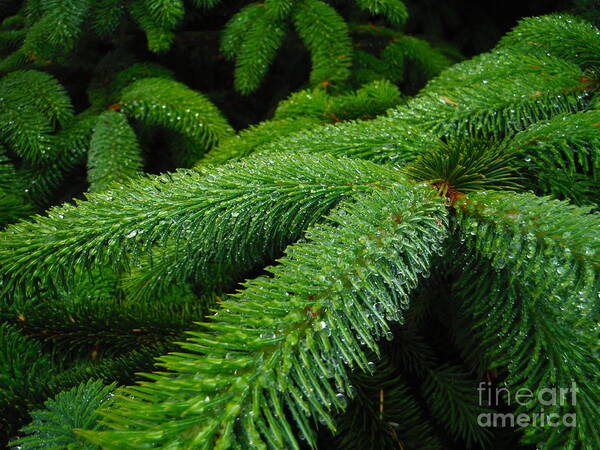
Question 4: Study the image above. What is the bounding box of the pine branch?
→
[197,117,321,167]
[292,0,352,88]
[129,0,176,53]
[88,110,144,192]
[3,267,211,360]
[0,153,405,297]
[424,48,589,95]
[273,89,331,120]
[220,3,264,60]
[109,63,175,102]
[118,241,232,303]
[0,191,35,230]
[0,28,25,54]
[498,14,600,69]
[355,0,409,28]
[79,182,448,448]
[0,324,52,438]
[223,0,357,93]
[263,0,295,21]
[86,62,176,109]
[199,81,404,167]
[0,147,20,193]
[404,138,521,195]
[260,114,437,164]
[382,306,494,447]
[24,0,45,25]
[21,110,98,204]
[0,286,190,441]
[421,364,492,448]
[46,342,175,390]
[331,356,443,449]
[0,337,173,443]
[382,35,452,82]
[22,0,92,62]
[274,80,404,121]
[392,53,593,138]
[350,24,455,87]
[385,326,439,377]
[7,297,203,361]
[0,145,34,227]
[0,71,70,164]
[89,0,125,36]
[119,77,234,151]
[0,69,74,127]
[455,191,599,277]
[231,5,287,94]
[509,110,600,205]
[452,191,600,448]
[13,379,115,450]
[0,50,28,74]
[143,0,185,30]
[0,106,53,164]
[0,15,25,31]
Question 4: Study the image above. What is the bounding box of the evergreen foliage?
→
[198,80,404,167]
[88,110,143,192]
[451,192,599,447]
[119,77,234,150]
[0,1,598,449]
[14,379,116,449]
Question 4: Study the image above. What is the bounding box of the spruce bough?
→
[0,8,598,450]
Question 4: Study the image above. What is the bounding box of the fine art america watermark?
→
[477,382,578,428]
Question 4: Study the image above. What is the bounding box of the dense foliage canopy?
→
[0,0,598,449]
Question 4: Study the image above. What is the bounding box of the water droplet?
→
[335,393,348,408]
